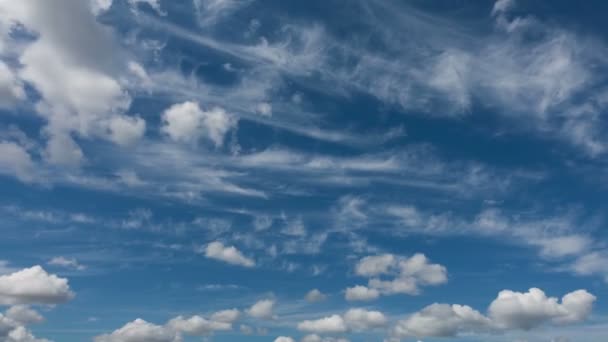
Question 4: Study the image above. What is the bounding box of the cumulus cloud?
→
[161,101,236,147]
[0,142,37,183]
[273,337,296,342]
[298,309,387,334]
[391,288,596,339]
[344,285,379,302]
[247,299,275,319]
[488,288,596,330]
[0,306,51,342]
[203,241,255,267]
[96,308,241,341]
[346,253,447,300]
[94,319,180,342]
[0,0,145,166]
[305,289,327,303]
[0,266,74,305]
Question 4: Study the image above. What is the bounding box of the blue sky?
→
[0,0,608,341]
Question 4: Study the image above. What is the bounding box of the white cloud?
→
[348,253,447,299]
[43,133,84,168]
[298,315,347,334]
[5,306,43,325]
[298,309,387,334]
[167,315,232,335]
[94,319,180,342]
[488,288,596,330]
[0,142,37,183]
[342,308,387,331]
[344,285,379,302]
[0,0,140,158]
[204,241,255,267]
[247,299,275,319]
[391,288,596,339]
[273,337,295,342]
[305,289,326,303]
[48,257,86,271]
[106,115,146,146]
[161,101,236,147]
[0,266,74,305]
[355,254,395,277]
[393,303,491,338]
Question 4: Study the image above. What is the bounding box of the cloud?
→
[0,0,145,164]
[48,257,86,271]
[203,241,255,267]
[392,303,491,338]
[94,319,180,342]
[344,286,379,302]
[4,306,43,326]
[298,309,387,334]
[346,253,447,300]
[0,61,25,108]
[247,299,275,319]
[273,337,296,342]
[391,288,596,339]
[106,115,146,146]
[0,266,74,305]
[97,308,240,341]
[0,142,37,183]
[305,289,327,303]
[298,314,347,334]
[161,101,236,147]
[488,288,596,330]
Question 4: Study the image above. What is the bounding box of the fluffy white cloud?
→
[347,253,447,299]
[210,309,240,323]
[305,289,326,303]
[391,288,596,339]
[0,0,142,163]
[94,319,180,342]
[344,285,379,302]
[342,308,387,331]
[106,115,146,146]
[392,303,491,338]
[355,254,395,277]
[247,299,275,319]
[273,337,295,342]
[204,241,255,267]
[5,306,43,325]
[0,142,37,183]
[161,101,236,147]
[488,288,596,330]
[301,335,350,342]
[0,266,74,305]
[298,315,347,334]
[167,315,231,335]
[298,309,387,334]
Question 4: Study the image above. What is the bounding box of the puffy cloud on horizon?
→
[298,308,387,334]
[391,288,596,339]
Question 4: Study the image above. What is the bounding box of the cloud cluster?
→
[345,253,447,301]
[297,308,387,334]
[96,308,241,342]
[391,288,596,339]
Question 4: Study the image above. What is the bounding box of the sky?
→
[0,0,608,341]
